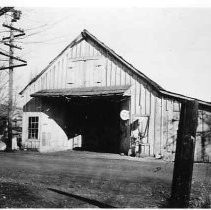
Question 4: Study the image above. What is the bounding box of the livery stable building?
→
[20,30,211,162]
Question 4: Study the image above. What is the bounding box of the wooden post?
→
[201,111,206,162]
[119,97,130,155]
[6,20,14,151]
[170,100,198,208]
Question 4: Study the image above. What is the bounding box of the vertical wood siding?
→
[22,38,211,161]
[22,38,178,157]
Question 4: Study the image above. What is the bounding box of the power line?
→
[15,13,73,41]
[25,23,48,31]
[15,34,71,44]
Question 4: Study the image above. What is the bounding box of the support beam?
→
[170,100,198,208]
[2,32,25,40]
[0,51,26,63]
[2,23,24,33]
[4,42,22,50]
[0,63,27,71]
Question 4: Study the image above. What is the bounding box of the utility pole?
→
[0,8,27,151]
[7,18,14,151]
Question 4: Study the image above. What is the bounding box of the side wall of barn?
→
[22,98,80,152]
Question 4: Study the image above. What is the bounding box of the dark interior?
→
[65,97,121,154]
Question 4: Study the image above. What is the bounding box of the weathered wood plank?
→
[135,80,141,115]
[104,57,108,86]
[154,97,162,156]
[149,93,155,155]
[120,65,126,86]
[145,89,150,115]
[130,78,135,116]
[140,85,146,115]
[160,98,164,155]
[110,62,116,86]
[125,69,131,85]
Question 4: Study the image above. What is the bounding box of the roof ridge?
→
[81,29,164,91]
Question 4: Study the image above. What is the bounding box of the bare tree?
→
[0,70,8,102]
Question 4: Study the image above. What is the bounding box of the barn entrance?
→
[33,86,131,154]
[68,97,121,153]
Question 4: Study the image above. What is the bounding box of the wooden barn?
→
[20,29,211,162]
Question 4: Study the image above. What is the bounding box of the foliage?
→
[189,180,211,208]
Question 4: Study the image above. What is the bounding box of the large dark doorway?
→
[66,97,121,154]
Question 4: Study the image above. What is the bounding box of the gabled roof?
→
[81,30,163,92]
[20,29,211,111]
[19,33,83,95]
[20,29,163,95]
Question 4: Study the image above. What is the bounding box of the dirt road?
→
[0,150,210,208]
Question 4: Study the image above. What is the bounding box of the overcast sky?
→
[3,5,211,102]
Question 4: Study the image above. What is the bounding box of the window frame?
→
[28,116,39,139]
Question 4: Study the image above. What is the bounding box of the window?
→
[28,117,39,139]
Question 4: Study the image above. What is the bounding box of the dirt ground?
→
[0,150,210,208]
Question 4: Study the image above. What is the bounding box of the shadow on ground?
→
[48,188,116,208]
[0,182,55,208]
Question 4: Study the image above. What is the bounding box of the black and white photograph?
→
[0,0,210,208]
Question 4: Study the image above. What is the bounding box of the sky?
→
[1,1,211,104]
